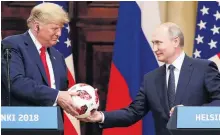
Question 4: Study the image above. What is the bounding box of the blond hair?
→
[27,2,69,28]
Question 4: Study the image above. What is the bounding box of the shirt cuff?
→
[53,91,59,106]
[98,111,105,128]
[99,111,105,123]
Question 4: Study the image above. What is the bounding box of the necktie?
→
[167,64,175,109]
[40,47,51,87]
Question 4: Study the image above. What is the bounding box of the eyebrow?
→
[152,40,162,43]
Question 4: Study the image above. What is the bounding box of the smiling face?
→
[151,25,181,64]
[35,23,63,47]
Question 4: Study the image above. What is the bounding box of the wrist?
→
[99,111,104,123]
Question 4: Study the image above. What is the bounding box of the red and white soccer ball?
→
[68,83,99,118]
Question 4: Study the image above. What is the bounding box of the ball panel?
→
[68,83,99,118]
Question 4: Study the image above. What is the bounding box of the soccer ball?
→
[68,83,99,118]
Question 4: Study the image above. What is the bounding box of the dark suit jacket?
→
[1,32,69,106]
[102,55,220,135]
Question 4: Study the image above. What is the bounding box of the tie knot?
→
[168,64,175,70]
[40,47,46,53]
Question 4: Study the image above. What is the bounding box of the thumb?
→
[94,88,98,91]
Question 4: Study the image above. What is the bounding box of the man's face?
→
[151,27,178,63]
[37,23,63,47]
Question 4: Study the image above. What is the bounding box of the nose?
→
[56,28,62,37]
[152,44,158,52]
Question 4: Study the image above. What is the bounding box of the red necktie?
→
[40,47,51,87]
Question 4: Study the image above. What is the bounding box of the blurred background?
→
[1,1,220,135]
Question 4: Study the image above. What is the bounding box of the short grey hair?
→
[162,22,184,47]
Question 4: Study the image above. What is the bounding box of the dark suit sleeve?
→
[60,54,69,90]
[1,40,58,106]
[203,61,220,106]
[102,82,150,128]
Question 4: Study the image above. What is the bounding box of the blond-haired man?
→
[1,2,78,116]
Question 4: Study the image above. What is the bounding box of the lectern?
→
[167,106,220,135]
[1,107,64,135]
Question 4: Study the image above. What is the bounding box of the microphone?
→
[3,44,12,60]
[2,43,12,106]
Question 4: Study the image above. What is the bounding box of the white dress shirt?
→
[99,52,186,123]
[166,51,185,92]
[28,29,58,105]
[100,52,186,124]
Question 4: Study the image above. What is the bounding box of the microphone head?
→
[1,41,12,60]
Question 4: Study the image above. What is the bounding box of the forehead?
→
[46,23,64,28]
[152,27,169,40]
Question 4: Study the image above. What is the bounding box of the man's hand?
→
[170,104,184,117]
[78,110,103,123]
[57,91,79,116]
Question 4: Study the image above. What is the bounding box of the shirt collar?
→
[28,29,44,53]
[166,51,185,71]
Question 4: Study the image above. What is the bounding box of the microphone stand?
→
[3,46,12,106]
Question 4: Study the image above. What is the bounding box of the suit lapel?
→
[23,32,49,86]
[155,65,170,116]
[48,48,60,88]
[174,56,193,105]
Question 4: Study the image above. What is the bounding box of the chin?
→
[157,57,165,63]
[50,41,57,46]
[158,59,164,63]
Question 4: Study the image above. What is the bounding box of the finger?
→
[89,109,96,114]
[85,117,94,122]
[170,107,174,113]
[94,88,98,91]
[70,103,79,116]
[60,104,70,114]
[64,105,73,115]
[69,109,79,116]
[78,118,89,122]
[169,107,174,117]
[69,91,79,96]
[169,112,172,117]
[69,106,79,116]
[64,107,71,115]
[65,102,78,116]
[171,107,174,112]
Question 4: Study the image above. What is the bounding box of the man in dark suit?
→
[1,2,78,116]
[78,22,220,135]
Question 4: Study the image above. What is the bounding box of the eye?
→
[157,41,163,44]
[155,41,160,45]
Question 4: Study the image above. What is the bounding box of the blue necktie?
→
[168,65,175,109]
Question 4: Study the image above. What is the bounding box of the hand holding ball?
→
[68,83,99,118]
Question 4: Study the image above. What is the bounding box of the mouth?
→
[52,39,58,42]
[156,53,162,57]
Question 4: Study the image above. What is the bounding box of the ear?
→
[33,21,40,32]
[173,37,180,47]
